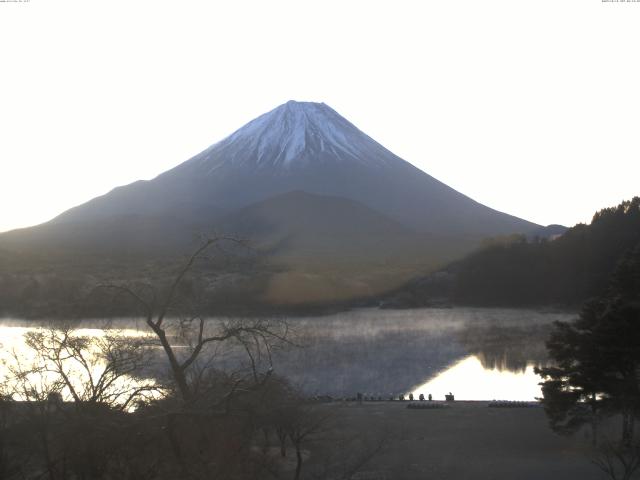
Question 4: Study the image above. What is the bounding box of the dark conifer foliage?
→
[536,243,640,445]
[452,197,640,307]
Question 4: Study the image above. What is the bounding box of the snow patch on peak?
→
[191,100,398,173]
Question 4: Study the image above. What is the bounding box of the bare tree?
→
[1,326,163,480]
[592,439,640,480]
[88,237,298,480]
[96,236,293,406]
[288,404,332,480]
[23,326,160,411]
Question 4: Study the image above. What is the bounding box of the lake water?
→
[0,308,574,401]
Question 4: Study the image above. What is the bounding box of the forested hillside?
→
[450,197,640,306]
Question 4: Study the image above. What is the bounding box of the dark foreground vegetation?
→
[536,241,640,480]
[0,240,389,480]
[0,337,607,480]
[0,341,386,479]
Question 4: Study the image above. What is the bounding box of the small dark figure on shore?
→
[389,394,394,401]
[428,394,432,401]
[409,393,414,401]
[357,392,362,404]
[399,394,405,401]
[419,394,425,401]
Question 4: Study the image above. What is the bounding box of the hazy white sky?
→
[1,0,639,233]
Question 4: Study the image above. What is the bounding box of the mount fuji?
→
[1,101,540,305]
[35,100,535,236]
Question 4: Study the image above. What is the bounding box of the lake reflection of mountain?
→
[272,308,575,398]
[458,322,553,373]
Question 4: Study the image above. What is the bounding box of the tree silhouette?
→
[96,236,292,405]
[537,243,640,446]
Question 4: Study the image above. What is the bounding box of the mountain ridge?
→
[0,100,552,311]
[44,100,539,239]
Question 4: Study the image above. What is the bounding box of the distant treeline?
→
[450,197,640,307]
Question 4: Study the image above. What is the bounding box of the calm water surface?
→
[0,308,574,401]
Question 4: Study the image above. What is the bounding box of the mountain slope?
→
[222,190,421,259]
[0,100,543,309]
[216,190,469,304]
[46,101,538,242]
[219,189,470,263]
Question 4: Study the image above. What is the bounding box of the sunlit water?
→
[0,308,574,401]
[0,323,159,407]
[410,355,542,401]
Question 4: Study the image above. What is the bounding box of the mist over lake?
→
[0,307,574,401]
[270,307,574,400]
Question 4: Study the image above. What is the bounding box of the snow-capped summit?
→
[181,100,398,172]
[33,100,537,243]
[0,100,543,308]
